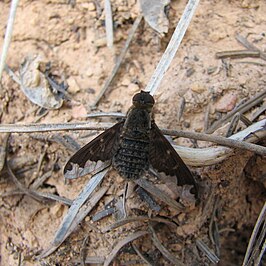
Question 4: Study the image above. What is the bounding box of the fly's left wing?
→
[64,121,124,179]
[149,122,198,197]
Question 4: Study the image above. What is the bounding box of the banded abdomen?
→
[113,137,150,180]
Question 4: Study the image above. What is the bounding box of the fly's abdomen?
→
[113,138,149,180]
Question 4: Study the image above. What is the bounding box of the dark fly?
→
[64,91,198,197]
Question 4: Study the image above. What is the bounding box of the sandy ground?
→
[0,0,265,265]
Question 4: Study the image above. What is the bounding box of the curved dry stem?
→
[0,119,265,166]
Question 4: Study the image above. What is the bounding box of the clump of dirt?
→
[0,0,265,265]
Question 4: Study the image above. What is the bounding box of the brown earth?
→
[0,0,265,265]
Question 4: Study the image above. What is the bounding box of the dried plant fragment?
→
[39,186,108,258]
[0,133,10,172]
[19,55,63,109]
[196,239,220,264]
[140,0,170,35]
[149,223,185,266]
[103,231,149,266]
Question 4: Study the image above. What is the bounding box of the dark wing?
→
[64,121,124,178]
[149,122,198,196]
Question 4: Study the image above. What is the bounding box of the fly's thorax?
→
[123,107,152,139]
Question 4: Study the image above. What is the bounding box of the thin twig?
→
[149,223,185,266]
[84,112,125,118]
[4,64,21,84]
[135,177,185,211]
[216,50,260,60]
[6,162,47,203]
[80,235,89,266]
[0,122,115,133]
[132,244,153,266]
[208,197,220,256]
[242,202,266,266]
[104,0,113,48]
[235,61,266,67]
[145,0,200,95]
[236,34,266,61]
[30,170,52,189]
[196,239,220,264]
[251,104,266,122]
[0,133,10,171]
[92,207,116,222]
[177,97,186,122]
[102,216,176,233]
[103,231,149,266]
[0,0,20,82]
[164,128,266,156]
[206,90,266,133]
[92,14,143,107]
[0,119,265,161]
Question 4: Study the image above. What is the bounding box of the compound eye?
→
[132,91,155,105]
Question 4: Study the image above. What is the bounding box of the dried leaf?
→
[140,0,170,34]
[135,177,185,211]
[52,168,108,247]
[39,186,108,258]
[19,55,63,109]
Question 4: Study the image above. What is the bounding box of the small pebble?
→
[215,92,237,113]
[67,77,80,94]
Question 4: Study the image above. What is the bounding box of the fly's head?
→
[132,91,155,112]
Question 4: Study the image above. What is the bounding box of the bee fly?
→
[64,91,198,197]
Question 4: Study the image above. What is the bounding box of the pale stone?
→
[215,92,237,113]
[67,77,80,94]
[190,83,206,93]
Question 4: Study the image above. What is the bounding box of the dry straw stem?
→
[196,239,220,264]
[135,177,185,210]
[102,216,176,233]
[236,34,266,61]
[92,14,143,107]
[132,244,153,266]
[0,133,10,171]
[242,202,266,266]
[0,0,20,82]
[104,0,114,48]
[0,118,265,165]
[39,186,108,259]
[103,231,149,266]
[149,224,185,266]
[144,0,200,95]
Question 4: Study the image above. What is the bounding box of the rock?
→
[190,83,206,93]
[215,92,237,113]
[67,77,80,94]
